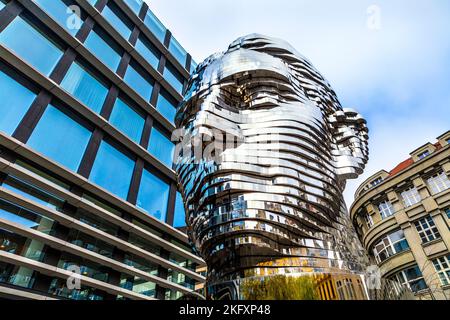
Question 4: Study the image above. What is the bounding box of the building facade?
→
[351,131,450,300]
[0,0,206,300]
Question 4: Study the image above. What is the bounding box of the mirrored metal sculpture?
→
[174,34,408,299]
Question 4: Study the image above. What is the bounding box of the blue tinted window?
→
[148,127,174,168]
[173,192,186,228]
[102,3,132,40]
[109,98,144,144]
[0,204,45,230]
[156,90,177,124]
[0,2,5,10]
[0,16,63,76]
[60,61,109,113]
[87,0,96,6]
[123,0,142,15]
[163,63,184,94]
[136,169,169,221]
[84,28,122,71]
[0,70,36,135]
[135,36,160,70]
[89,141,134,199]
[27,105,92,171]
[124,64,153,101]
[144,9,166,43]
[168,36,187,66]
[32,0,83,36]
[190,60,198,75]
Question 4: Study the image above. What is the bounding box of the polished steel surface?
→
[174,34,379,299]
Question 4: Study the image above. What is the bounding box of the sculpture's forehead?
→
[198,48,291,88]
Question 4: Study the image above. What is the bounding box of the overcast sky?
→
[147,0,450,207]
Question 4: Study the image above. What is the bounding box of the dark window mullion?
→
[128,24,139,46]
[150,81,161,107]
[77,127,104,178]
[126,157,144,204]
[49,47,77,84]
[142,80,160,148]
[139,114,153,150]
[185,53,192,74]
[116,52,131,79]
[165,183,177,226]
[99,85,119,120]
[155,245,170,299]
[157,55,166,75]
[75,16,95,43]
[0,171,7,185]
[95,0,108,12]
[163,29,171,48]
[138,1,148,20]
[12,91,52,143]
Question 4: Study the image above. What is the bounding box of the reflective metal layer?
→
[175,34,374,299]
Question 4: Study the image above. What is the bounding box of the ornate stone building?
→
[351,131,450,300]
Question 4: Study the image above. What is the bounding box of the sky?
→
[146,0,450,207]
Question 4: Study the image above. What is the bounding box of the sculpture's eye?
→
[217,76,289,112]
[218,84,249,111]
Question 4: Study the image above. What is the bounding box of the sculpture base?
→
[204,273,415,300]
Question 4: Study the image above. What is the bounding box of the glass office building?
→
[0,0,205,300]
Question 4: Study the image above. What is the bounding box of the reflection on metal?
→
[206,274,415,300]
[174,34,407,299]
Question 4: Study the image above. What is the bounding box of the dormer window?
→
[370,177,383,187]
[418,150,430,160]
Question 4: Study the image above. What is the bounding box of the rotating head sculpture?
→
[174,34,370,300]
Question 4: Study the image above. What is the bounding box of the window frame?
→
[433,255,450,286]
[417,150,430,160]
[108,95,146,144]
[378,201,395,219]
[59,58,111,114]
[390,265,427,293]
[427,172,450,195]
[123,60,155,102]
[88,137,136,200]
[0,13,65,76]
[414,215,441,244]
[26,102,93,171]
[364,212,374,228]
[135,165,171,222]
[83,25,124,71]
[372,229,409,263]
[148,124,175,168]
[101,1,133,41]
[401,187,421,207]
